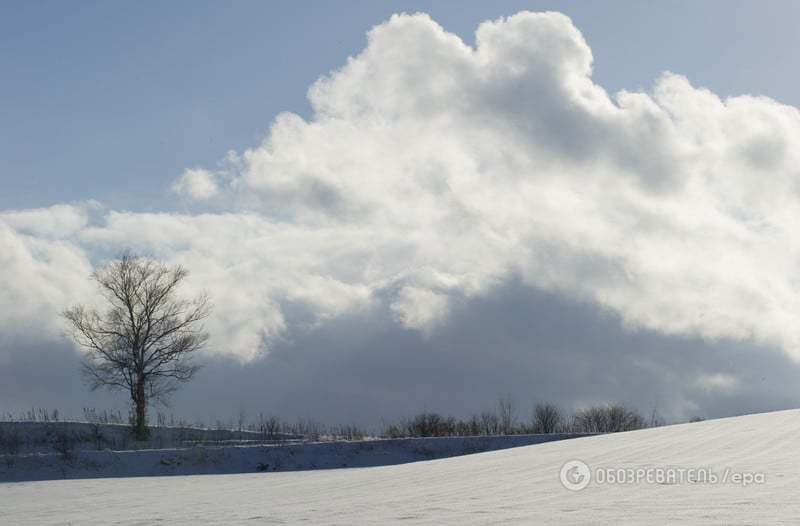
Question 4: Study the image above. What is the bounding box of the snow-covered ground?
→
[2,409,799,525]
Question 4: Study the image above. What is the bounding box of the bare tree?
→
[479,411,500,435]
[572,404,645,433]
[237,407,247,435]
[497,396,517,435]
[260,416,283,442]
[63,252,210,440]
[532,403,564,434]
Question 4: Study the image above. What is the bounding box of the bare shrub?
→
[532,403,564,434]
[479,411,500,435]
[83,407,125,425]
[497,396,517,435]
[382,413,460,438]
[409,413,457,437]
[290,418,325,441]
[331,424,366,441]
[383,409,514,438]
[382,422,405,439]
[260,416,283,442]
[237,408,247,435]
[455,415,482,436]
[572,404,645,433]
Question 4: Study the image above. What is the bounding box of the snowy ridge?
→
[2,410,799,524]
[0,433,582,482]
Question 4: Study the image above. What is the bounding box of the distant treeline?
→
[2,400,687,445]
[382,401,654,438]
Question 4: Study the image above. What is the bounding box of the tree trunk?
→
[133,379,148,441]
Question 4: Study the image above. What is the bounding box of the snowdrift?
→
[2,409,799,524]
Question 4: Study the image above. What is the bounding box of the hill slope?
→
[0,433,581,482]
[2,410,799,525]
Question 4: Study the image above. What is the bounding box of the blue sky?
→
[2,1,798,211]
[3,2,800,425]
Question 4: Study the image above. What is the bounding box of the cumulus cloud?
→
[391,286,451,333]
[0,218,94,350]
[0,203,94,238]
[696,373,739,393]
[3,11,800,370]
[171,168,221,200]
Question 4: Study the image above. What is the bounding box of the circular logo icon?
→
[560,459,591,491]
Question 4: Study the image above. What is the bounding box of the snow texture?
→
[0,424,579,482]
[2,410,798,524]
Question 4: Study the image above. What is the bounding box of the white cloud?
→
[0,203,95,238]
[4,11,800,364]
[172,168,220,200]
[0,217,94,349]
[696,373,739,392]
[391,286,451,333]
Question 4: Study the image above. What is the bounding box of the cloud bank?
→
[3,11,800,375]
